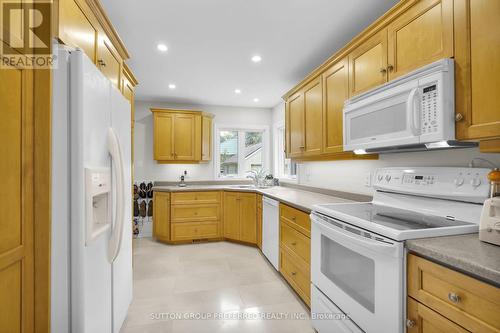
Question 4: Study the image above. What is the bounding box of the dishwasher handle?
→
[263,196,279,207]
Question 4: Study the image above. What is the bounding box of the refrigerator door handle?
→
[107,128,125,263]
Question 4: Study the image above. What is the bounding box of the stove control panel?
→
[373,167,491,204]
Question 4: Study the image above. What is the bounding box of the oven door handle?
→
[312,215,402,258]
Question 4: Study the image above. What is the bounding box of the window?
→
[217,127,267,178]
[276,124,297,180]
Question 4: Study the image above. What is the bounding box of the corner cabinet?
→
[151,108,214,163]
[223,192,257,244]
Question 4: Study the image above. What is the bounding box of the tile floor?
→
[120,238,314,333]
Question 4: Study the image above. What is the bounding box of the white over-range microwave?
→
[343,58,475,153]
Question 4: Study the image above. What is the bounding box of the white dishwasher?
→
[262,196,280,270]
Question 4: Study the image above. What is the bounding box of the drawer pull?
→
[291,241,297,246]
[291,216,296,221]
[448,292,461,304]
[194,212,198,215]
[291,271,297,276]
[406,319,416,328]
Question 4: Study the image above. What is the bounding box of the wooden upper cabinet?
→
[151,109,212,163]
[303,77,323,156]
[223,192,240,240]
[97,34,121,89]
[322,58,348,154]
[387,0,453,80]
[201,115,213,162]
[286,92,305,158]
[348,29,388,97]
[173,113,201,160]
[154,112,174,161]
[239,193,257,243]
[455,0,500,141]
[58,0,97,62]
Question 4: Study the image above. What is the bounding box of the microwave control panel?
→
[421,84,438,134]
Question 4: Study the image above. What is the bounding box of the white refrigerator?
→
[51,47,133,333]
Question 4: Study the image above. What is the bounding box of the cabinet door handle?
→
[455,113,464,122]
[291,241,297,246]
[406,319,416,328]
[380,67,387,74]
[98,59,106,67]
[448,292,461,304]
[387,64,394,72]
[291,216,296,221]
[291,271,297,276]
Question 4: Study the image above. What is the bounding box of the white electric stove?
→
[310,167,491,333]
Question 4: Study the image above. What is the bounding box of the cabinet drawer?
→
[280,220,310,264]
[408,254,500,332]
[407,297,470,333]
[171,204,220,222]
[280,204,311,237]
[171,222,219,241]
[171,191,221,204]
[280,248,310,306]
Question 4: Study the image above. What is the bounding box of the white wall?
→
[270,102,500,196]
[134,100,273,182]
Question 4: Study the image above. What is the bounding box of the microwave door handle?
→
[407,87,421,136]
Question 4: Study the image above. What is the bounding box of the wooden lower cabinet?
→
[407,254,500,332]
[407,297,469,333]
[257,194,263,249]
[279,204,311,306]
[153,191,222,243]
[153,192,170,242]
[171,222,219,242]
[280,249,311,306]
[223,192,257,244]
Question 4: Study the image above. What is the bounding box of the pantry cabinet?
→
[151,109,213,163]
[454,0,500,145]
[223,192,257,244]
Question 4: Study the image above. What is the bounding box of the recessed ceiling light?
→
[234,89,242,94]
[253,98,259,102]
[168,83,176,89]
[251,55,262,63]
[157,43,168,52]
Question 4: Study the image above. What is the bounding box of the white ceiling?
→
[100,0,398,108]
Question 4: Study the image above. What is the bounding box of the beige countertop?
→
[152,184,363,212]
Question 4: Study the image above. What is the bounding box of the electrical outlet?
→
[364,172,372,187]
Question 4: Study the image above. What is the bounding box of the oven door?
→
[343,79,421,151]
[311,213,404,333]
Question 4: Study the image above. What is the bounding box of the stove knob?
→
[377,174,384,182]
[454,177,464,187]
[470,178,481,188]
[385,175,392,182]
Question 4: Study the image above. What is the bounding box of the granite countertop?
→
[407,234,500,287]
[152,184,366,212]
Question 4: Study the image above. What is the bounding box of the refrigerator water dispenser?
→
[85,168,112,245]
